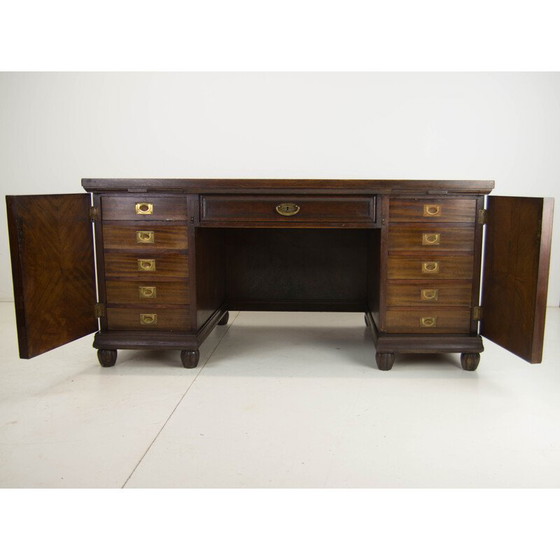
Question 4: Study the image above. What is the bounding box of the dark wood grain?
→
[200,195,377,227]
[388,224,475,251]
[389,198,477,222]
[102,225,189,250]
[6,194,97,358]
[481,196,554,363]
[101,195,188,221]
[387,255,474,280]
[82,178,495,196]
[105,280,189,305]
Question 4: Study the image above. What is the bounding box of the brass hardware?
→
[478,209,488,225]
[136,230,155,244]
[473,306,483,320]
[135,202,154,215]
[140,313,157,325]
[423,204,441,217]
[422,233,441,246]
[138,258,156,271]
[276,202,301,216]
[139,286,157,299]
[89,206,99,221]
[422,261,440,274]
[94,303,105,318]
[420,316,437,328]
[421,288,439,301]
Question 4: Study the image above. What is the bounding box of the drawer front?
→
[385,309,472,333]
[387,255,473,280]
[388,225,475,252]
[103,225,188,250]
[105,280,189,305]
[386,283,472,306]
[101,196,188,221]
[200,195,376,224]
[389,198,476,223]
[106,308,190,330]
[104,253,189,278]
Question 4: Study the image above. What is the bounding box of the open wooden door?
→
[6,194,98,358]
[480,196,554,363]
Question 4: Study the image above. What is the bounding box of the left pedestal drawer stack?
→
[98,195,191,331]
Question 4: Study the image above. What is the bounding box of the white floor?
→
[1,301,559,488]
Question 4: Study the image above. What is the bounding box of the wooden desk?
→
[6,179,554,371]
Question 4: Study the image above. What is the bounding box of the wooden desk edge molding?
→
[6,179,553,372]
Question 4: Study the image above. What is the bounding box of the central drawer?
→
[200,195,377,226]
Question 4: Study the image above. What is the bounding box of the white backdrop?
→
[1,72,558,304]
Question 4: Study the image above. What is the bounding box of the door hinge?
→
[478,209,488,225]
[473,306,483,321]
[89,206,99,221]
[95,303,106,318]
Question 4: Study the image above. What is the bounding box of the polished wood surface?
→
[481,196,554,363]
[389,198,477,222]
[6,194,98,358]
[200,195,377,227]
[101,195,188,221]
[7,178,554,371]
[102,225,189,250]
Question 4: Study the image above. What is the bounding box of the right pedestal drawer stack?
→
[385,197,478,334]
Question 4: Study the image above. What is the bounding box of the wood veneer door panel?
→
[481,196,554,363]
[6,194,97,358]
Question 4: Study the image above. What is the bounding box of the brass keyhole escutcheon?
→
[138,259,156,271]
[423,204,441,217]
[276,203,301,217]
[422,261,440,274]
[420,316,437,328]
[140,313,157,325]
[422,233,441,246]
[421,288,439,301]
[135,202,154,215]
[139,286,157,299]
[136,231,155,244]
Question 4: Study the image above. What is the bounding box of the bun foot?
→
[376,352,395,371]
[181,349,200,368]
[98,349,117,367]
[461,352,480,371]
[218,311,229,326]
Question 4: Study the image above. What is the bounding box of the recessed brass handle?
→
[422,261,440,274]
[276,203,300,217]
[421,288,439,301]
[138,258,156,272]
[422,233,441,246]
[423,204,441,217]
[136,230,155,244]
[140,313,157,325]
[139,286,157,299]
[135,202,154,215]
[420,316,437,328]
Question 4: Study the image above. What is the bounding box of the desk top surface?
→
[82,178,495,195]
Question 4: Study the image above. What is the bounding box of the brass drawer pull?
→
[140,313,157,325]
[422,233,441,246]
[276,203,300,216]
[421,288,439,301]
[423,204,441,217]
[422,261,440,274]
[420,316,437,328]
[138,258,156,272]
[139,286,157,299]
[135,202,154,215]
[136,230,155,244]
